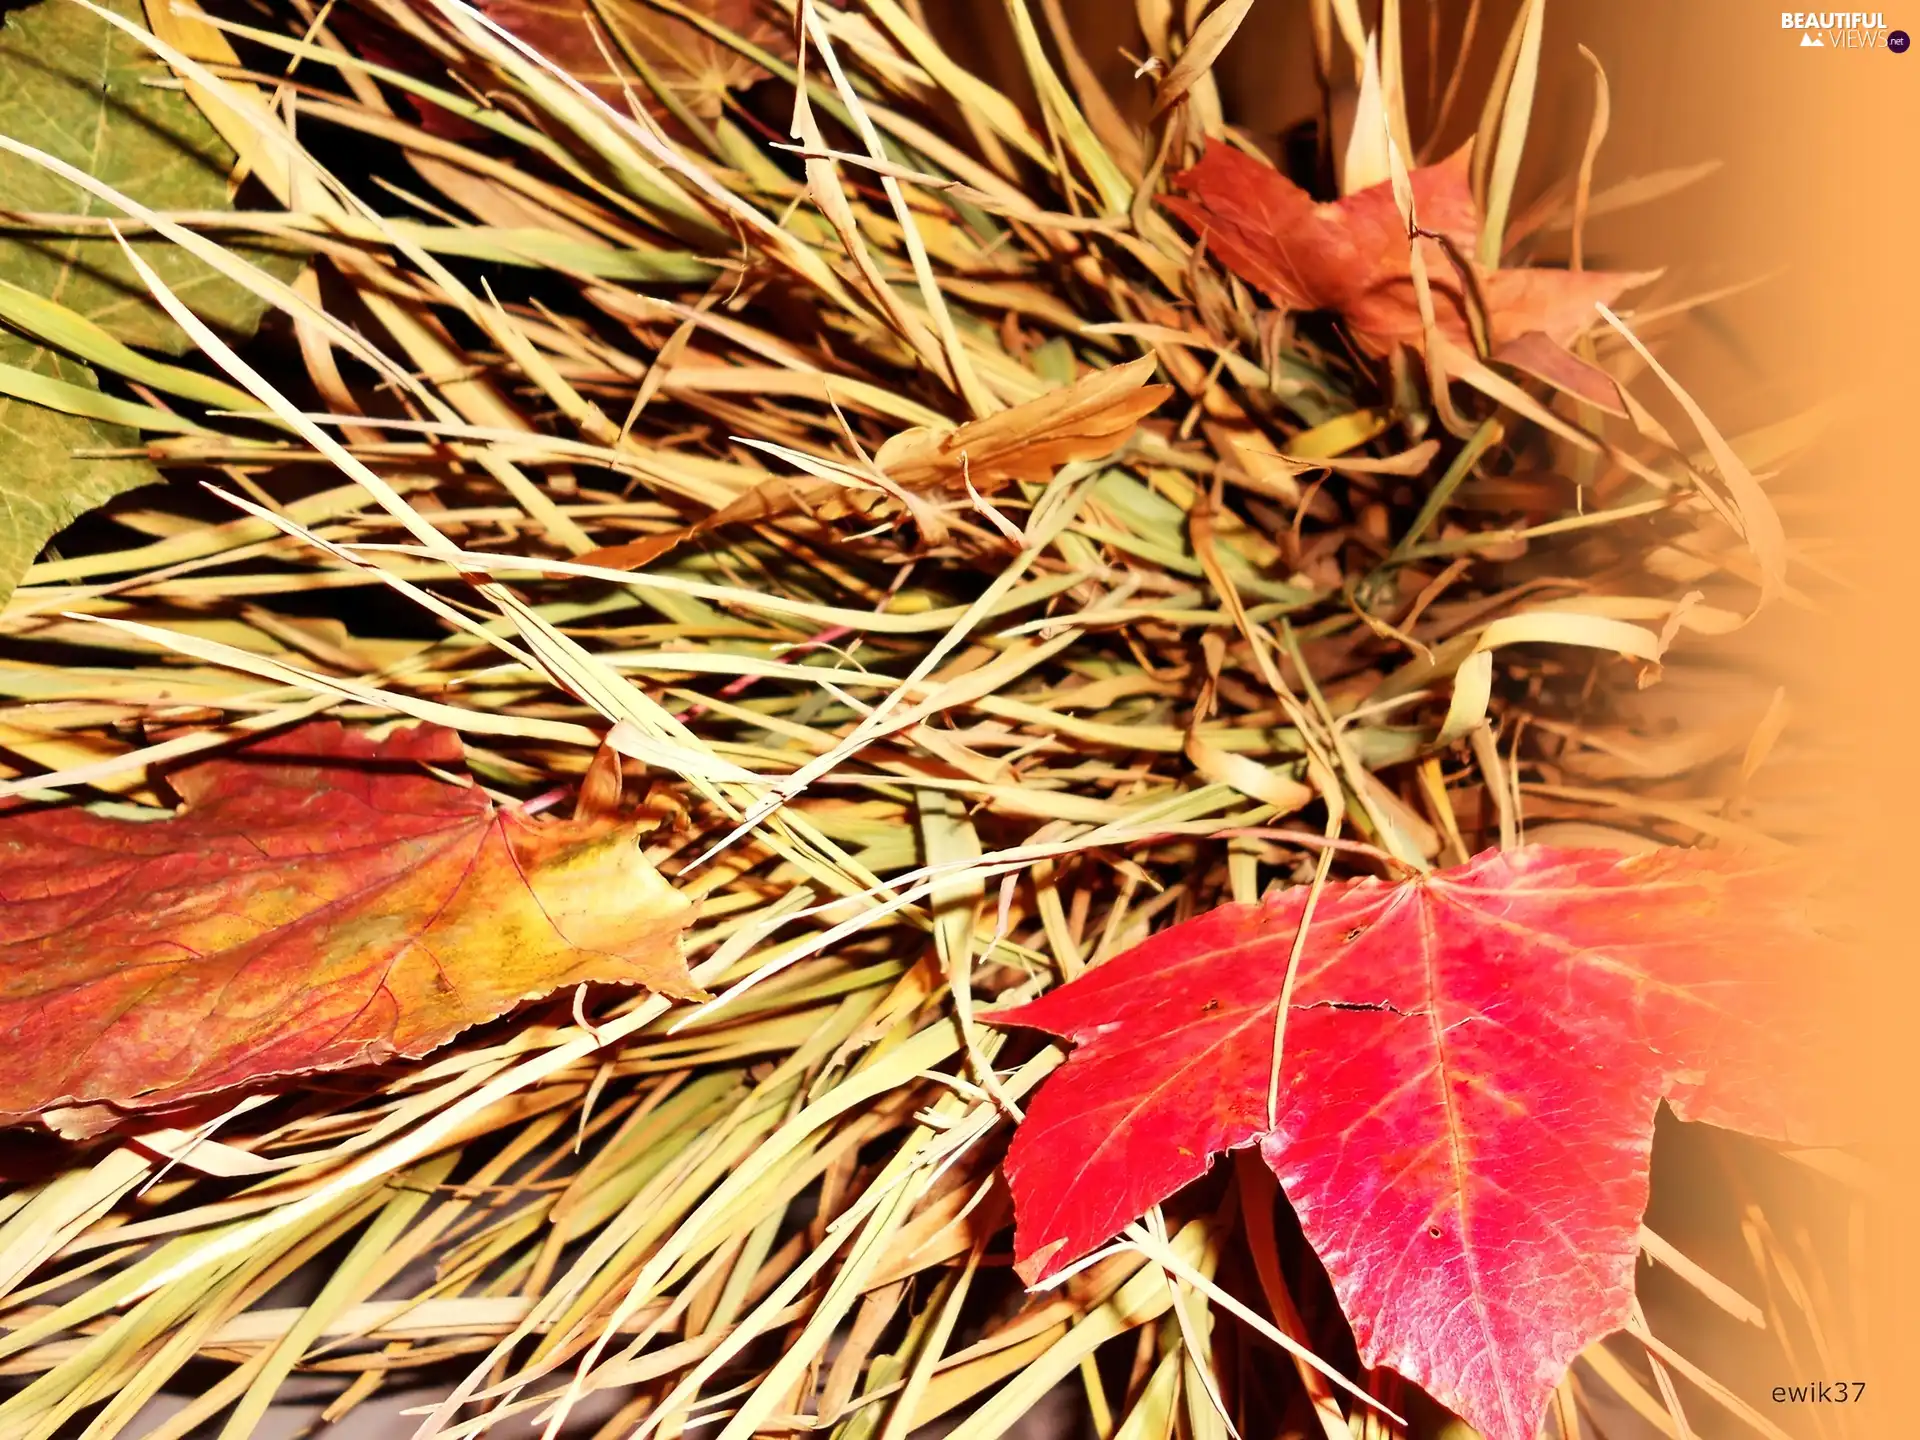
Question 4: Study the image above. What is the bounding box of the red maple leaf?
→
[0,722,695,1134]
[1161,144,1655,370]
[985,846,1847,1440]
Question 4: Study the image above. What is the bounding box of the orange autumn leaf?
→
[1162,144,1655,384]
[580,357,1172,570]
[0,723,695,1135]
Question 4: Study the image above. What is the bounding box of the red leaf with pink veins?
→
[985,846,1847,1440]
[0,723,695,1134]
[1161,143,1656,359]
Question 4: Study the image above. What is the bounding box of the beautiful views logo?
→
[1781,11,1904,48]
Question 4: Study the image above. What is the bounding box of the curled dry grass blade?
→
[0,2,1852,1439]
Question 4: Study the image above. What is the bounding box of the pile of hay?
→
[0,1,1837,1437]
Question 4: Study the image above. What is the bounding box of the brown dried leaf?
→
[479,0,789,120]
[579,358,1171,569]
[1163,143,1656,359]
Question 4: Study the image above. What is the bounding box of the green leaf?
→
[0,335,157,604]
[0,0,294,607]
[0,0,288,350]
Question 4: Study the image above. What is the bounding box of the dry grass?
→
[0,2,1858,1438]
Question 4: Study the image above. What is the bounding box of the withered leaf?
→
[579,357,1171,569]
[0,723,695,1133]
[477,0,789,122]
[872,356,1173,491]
[1162,144,1655,363]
